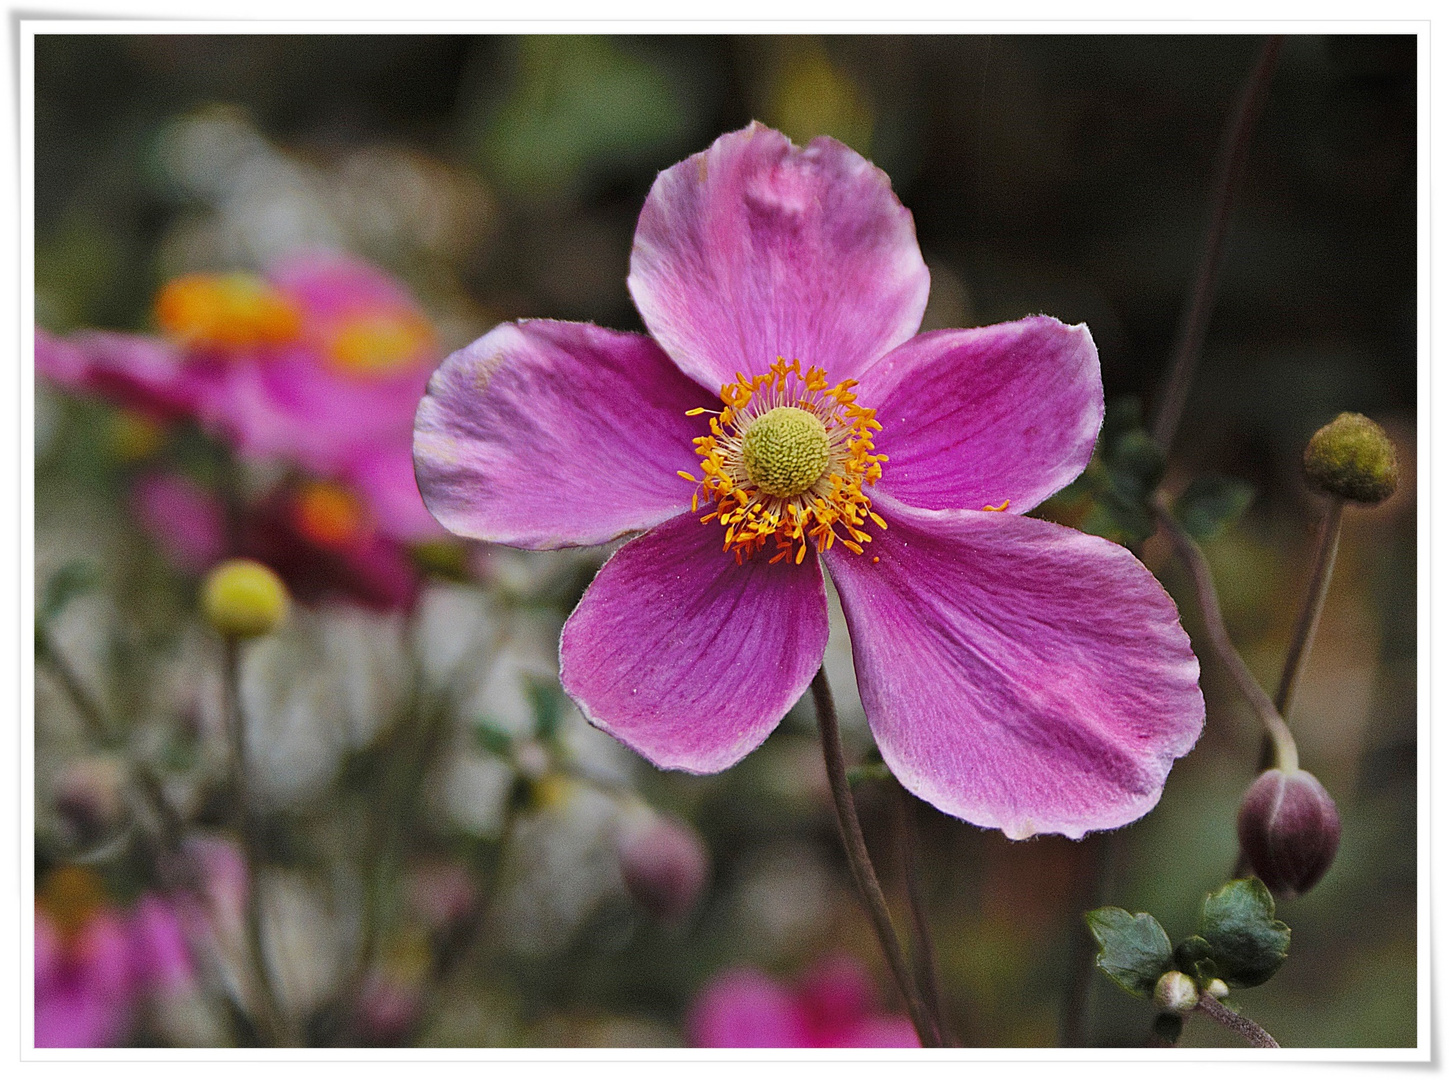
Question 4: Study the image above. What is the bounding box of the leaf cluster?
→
[1085,878,1291,999]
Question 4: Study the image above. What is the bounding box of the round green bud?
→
[741,406,831,498]
[202,559,289,639]
[1302,412,1399,504]
[1153,970,1199,1014]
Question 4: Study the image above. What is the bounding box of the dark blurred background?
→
[34,34,1417,1047]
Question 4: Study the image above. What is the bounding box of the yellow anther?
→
[982,500,1011,512]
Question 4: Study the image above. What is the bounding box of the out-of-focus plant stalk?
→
[1059,831,1119,1046]
[221,637,296,1047]
[1151,494,1298,772]
[1274,496,1345,721]
[812,667,942,1048]
[35,624,114,745]
[1194,991,1280,1048]
[1151,35,1285,454]
[892,782,950,1046]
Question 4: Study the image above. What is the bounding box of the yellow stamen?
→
[155,272,301,350]
[982,500,1011,512]
[683,358,888,563]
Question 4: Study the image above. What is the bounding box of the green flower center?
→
[740,406,831,498]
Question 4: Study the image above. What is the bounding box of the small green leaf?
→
[40,561,100,623]
[1197,878,1291,988]
[472,718,515,758]
[1085,907,1175,998]
[1108,429,1167,499]
[524,677,565,741]
[1173,474,1255,542]
[1173,934,1217,984]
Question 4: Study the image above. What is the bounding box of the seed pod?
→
[617,811,710,922]
[202,558,289,639]
[1302,412,1399,504]
[1237,768,1342,899]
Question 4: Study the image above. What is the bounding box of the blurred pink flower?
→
[130,472,228,574]
[688,953,919,1048]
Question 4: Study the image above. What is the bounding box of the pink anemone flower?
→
[414,123,1204,839]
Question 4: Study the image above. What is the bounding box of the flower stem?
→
[1151,35,1284,453]
[1194,992,1280,1048]
[1151,495,1298,772]
[221,637,297,1047]
[892,781,950,1045]
[1275,496,1345,722]
[35,623,114,745]
[811,667,941,1048]
[1059,830,1120,1047]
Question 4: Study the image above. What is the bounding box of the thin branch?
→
[35,625,114,745]
[1151,36,1285,452]
[892,781,950,1045]
[812,667,941,1048]
[1275,497,1345,721]
[1151,495,1298,773]
[222,637,297,1047]
[1195,992,1280,1048]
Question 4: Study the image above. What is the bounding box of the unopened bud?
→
[1153,970,1199,1013]
[202,559,289,638]
[617,811,710,922]
[1204,978,1230,1000]
[1237,768,1342,900]
[1303,412,1399,504]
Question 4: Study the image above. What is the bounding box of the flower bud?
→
[1302,412,1399,504]
[1152,970,1199,1014]
[1204,978,1230,1000]
[1237,767,1342,899]
[617,811,710,922]
[201,559,289,638]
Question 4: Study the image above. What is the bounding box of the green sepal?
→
[1197,878,1291,988]
[1173,474,1254,542]
[1084,907,1175,998]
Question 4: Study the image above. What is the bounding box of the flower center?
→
[155,272,301,351]
[325,311,436,378]
[679,358,887,565]
[741,406,830,497]
[292,480,370,549]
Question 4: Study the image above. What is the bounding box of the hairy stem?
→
[1275,496,1345,721]
[1151,495,1298,772]
[1195,992,1280,1048]
[222,637,296,1047]
[812,668,941,1048]
[892,781,950,1045]
[1151,35,1284,452]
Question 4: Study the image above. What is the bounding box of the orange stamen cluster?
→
[292,481,370,549]
[679,358,888,565]
[324,310,436,378]
[155,272,301,351]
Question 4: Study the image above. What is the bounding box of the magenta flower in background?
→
[688,953,919,1048]
[416,122,1206,839]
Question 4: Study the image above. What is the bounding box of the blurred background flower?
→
[33,33,1415,1048]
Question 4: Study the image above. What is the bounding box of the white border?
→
[10,11,1435,1072]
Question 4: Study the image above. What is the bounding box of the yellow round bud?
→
[202,559,289,639]
[1302,412,1399,504]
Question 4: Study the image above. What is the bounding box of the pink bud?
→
[617,813,709,922]
[1237,768,1342,899]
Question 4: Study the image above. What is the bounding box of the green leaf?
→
[1108,429,1167,499]
[1173,474,1255,542]
[524,678,565,742]
[39,560,100,624]
[1085,907,1175,998]
[1197,878,1291,988]
[1172,934,1217,984]
[472,718,515,758]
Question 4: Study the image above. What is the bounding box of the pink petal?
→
[414,321,715,549]
[130,472,227,574]
[830,1015,922,1049]
[559,511,828,773]
[628,123,929,392]
[688,968,812,1048]
[36,328,207,420]
[128,894,194,994]
[269,250,421,320]
[824,495,1203,840]
[206,344,432,476]
[859,317,1102,514]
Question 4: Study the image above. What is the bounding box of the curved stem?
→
[35,624,114,745]
[811,668,941,1048]
[1195,992,1280,1048]
[892,782,950,1045]
[1275,497,1345,721]
[1151,495,1298,772]
[1151,35,1284,452]
[222,637,296,1047]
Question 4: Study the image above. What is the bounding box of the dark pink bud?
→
[1237,768,1341,899]
[617,812,710,922]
